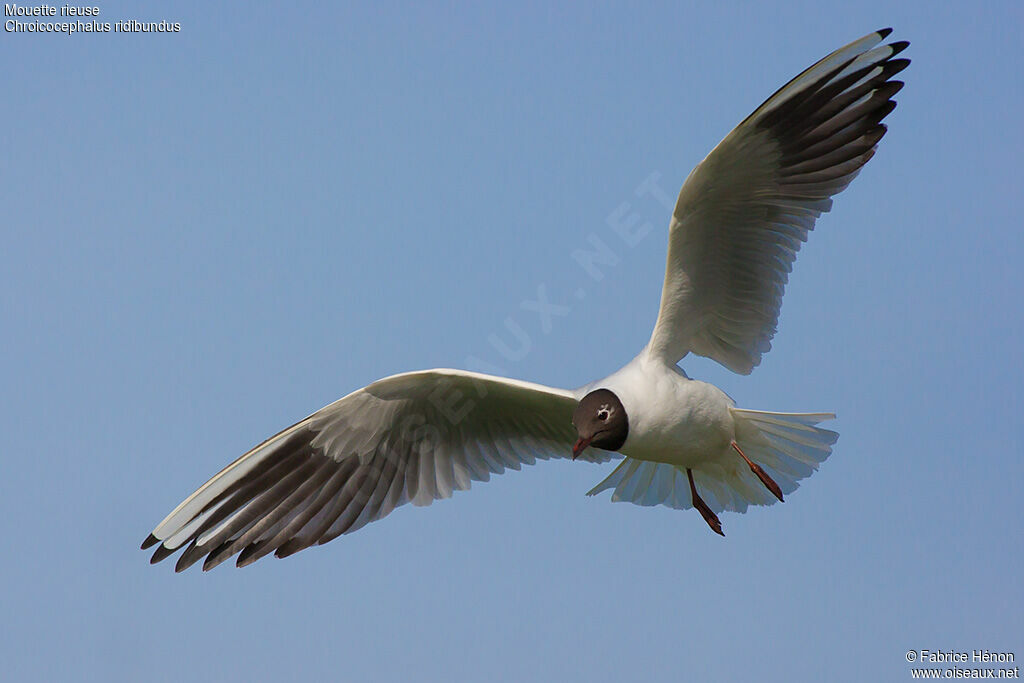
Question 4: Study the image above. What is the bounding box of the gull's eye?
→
[597,409,609,421]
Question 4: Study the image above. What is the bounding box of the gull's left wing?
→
[646,29,909,374]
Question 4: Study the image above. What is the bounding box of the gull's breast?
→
[619,373,736,468]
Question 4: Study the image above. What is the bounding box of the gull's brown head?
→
[571,388,628,459]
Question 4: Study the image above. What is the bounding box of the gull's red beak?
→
[572,437,591,460]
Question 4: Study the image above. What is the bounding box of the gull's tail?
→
[586,409,838,513]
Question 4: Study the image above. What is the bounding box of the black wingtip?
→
[235,541,267,568]
[884,80,906,98]
[141,533,159,550]
[174,541,206,573]
[149,543,176,564]
[202,541,235,571]
[887,58,912,78]
[888,40,910,56]
[877,27,893,39]
[274,539,304,559]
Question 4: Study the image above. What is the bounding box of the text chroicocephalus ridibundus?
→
[143,28,909,569]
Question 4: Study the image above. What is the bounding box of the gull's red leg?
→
[687,468,724,536]
[732,441,784,502]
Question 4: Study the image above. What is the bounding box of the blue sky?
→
[3,2,1021,681]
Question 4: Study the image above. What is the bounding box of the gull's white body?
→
[581,353,735,469]
[577,351,836,513]
[144,29,908,570]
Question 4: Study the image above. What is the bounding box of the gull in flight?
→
[143,29,909,570]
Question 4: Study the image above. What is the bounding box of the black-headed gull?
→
[144,28,909,569]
